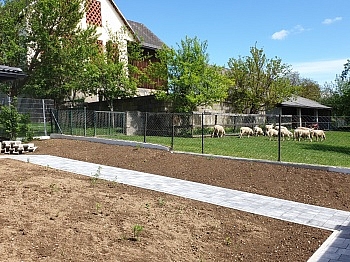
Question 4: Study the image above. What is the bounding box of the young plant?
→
[158,197,165,207]
[49,183,60,193]
[132,224,144,241]
[95,202,102,214]
[224,236,232,246]
[90,166,102,186]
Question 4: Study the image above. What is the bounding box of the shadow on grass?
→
[299,143,350,156]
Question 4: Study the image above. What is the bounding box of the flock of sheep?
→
[211,124,326,142]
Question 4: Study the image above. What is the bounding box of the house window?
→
[86,0,102,27]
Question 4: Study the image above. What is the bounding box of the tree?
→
[83,27,147,111]
[226,46,297,114]
[287,72,321,101]
[0,0,99,107]
[320,60,350,116]
[152,36,230,113]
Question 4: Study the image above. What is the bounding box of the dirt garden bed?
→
[2,138,350,261]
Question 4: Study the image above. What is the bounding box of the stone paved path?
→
[4,154,350,262]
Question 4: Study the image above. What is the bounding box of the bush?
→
[0,104,31,140]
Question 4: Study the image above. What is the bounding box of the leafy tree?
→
[319,82,343,116]
[83,27,146,111]
[287,72,321,101]
[0,0,99,107]
[320,60,350,116]
[226,46,297,114]
[152,36,230,113]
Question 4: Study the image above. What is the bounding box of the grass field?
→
[95,131,350,168]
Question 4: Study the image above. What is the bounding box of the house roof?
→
[106,0,138,42]
[280,96,331,109]
[127,20,164,50]
[0,65,26,82]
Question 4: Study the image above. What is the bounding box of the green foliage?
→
[84,27,148,111]
[90,166,102,186]
[320,60,350,116]
[227,45,296,113]
[0,0,99,105]
[132,224,144,240]
[288,72,321,100]
[0,104,30,140]
[152,36,230,112]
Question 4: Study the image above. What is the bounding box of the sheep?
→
[279,128,293,141]
[293,127,313,142]
[253,125,264,136]
[264,124,274,136]
[239,127,254,138]
[267,128,279,141]
[311,129,326,141]
[274,125,288,131]
[211,125,225,138]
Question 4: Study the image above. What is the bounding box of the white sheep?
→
[267,128,279,141]
[312,129,326,141]
[253,125,264,136]
[239,127,254,138]
[264,124,274,136]
[211,125,225,138]
[294,127,313,142]
[274,125,288,131]
[278,127,293,141]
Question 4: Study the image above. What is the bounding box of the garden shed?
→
[275,96,332,129]
[0,65,26,82]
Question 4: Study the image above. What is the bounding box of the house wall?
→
[86,95,172,112]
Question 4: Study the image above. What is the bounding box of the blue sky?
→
[116,0,350,86]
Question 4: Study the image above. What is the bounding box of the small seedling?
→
[224,236,232,246]
[95,202,102,214]
[158,197,165,206]
[145,203,150,210]
[132,224,144,241]
[49,183,60,193]
[90,166,102,186]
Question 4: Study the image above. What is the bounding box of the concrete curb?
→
[174,151,350,175]
[50,134,170,152]
[49,134,350,175]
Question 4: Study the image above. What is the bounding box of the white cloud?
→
[271,29,289,40]
[292,25,306,33]
[291,59,348,84]
[322,17,342,25]
[271,25,308,40]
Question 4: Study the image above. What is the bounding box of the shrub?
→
[0,104,31,140]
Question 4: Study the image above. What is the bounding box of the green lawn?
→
[96,131,350,168]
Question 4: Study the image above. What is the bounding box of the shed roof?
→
[127,20,164,50]
[280,96,331,109]
[0,65,26,82]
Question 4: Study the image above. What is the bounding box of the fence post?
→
[94,111,97,137]
[278,114,281,161]
[171,113,174,150]
[50,108,53,134]
[201,113,204,154]
[84,107,87,137]
[144,112,147,143]
[42,99,47,136]
[69,109,73,135]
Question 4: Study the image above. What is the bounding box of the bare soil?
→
[2,138,350,261]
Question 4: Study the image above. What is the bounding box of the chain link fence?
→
[0,95,54,138]
[51,109,350,168]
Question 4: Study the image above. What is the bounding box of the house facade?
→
[80,0,163,102]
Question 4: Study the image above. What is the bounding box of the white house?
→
[80,0,164,102]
